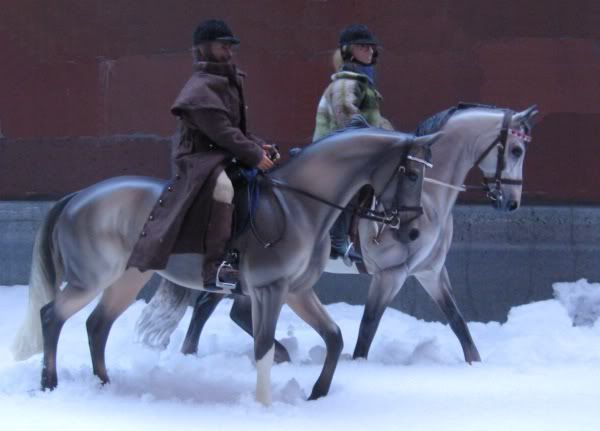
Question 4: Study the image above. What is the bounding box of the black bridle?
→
[472,110,530,202]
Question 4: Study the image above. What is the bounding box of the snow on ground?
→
[1,281,600,431]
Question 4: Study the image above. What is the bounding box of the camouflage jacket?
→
[312,63,393,141]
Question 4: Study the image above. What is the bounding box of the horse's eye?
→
[511,147,523,158]
[408,172,419,182]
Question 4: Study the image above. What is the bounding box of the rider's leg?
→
[329,210,362,263]
[202,171,235,288]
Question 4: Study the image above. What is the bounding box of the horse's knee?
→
[325,324,344,356]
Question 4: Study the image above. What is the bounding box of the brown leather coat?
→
[127,62,265,271]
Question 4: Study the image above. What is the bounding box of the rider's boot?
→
[330,212,362,266]
[202,201,240,293]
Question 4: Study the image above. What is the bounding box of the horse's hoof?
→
[41,374,57,391]
[466,349,482,364]
[307,384,328,401]
[274,345,291,364]
[93,370,111,385]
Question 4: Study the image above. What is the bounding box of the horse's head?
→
[374,132,439,243]
[475,105,539,212]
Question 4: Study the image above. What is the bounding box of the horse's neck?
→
[425,111,500,219]
[272,133,394,236]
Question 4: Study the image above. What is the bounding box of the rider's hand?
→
[262,143,281,162]
[257,152,275,171]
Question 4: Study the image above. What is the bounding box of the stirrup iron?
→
[216,261,238,292]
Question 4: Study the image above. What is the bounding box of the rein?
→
[264,176,422,228]
[247,146,428,247]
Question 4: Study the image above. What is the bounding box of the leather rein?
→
[245,144,429,248]
[262,147,427,231]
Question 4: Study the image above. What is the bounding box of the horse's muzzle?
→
[408,228,420,241]
[492,198,520,212]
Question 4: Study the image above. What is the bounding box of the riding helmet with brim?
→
[339,24,379,46]
[193,19,240,45]
[339,24,379,65]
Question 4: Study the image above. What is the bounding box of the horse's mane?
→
[414,102,500,136]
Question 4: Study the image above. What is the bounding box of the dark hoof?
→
[181,345,199,356]
[465,348,482,364]
[93,370,110,385]
[307,385,328,401]
[352,350,368,360]
[274,344,291,364]
[41,373,57,391]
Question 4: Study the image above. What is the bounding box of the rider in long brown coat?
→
[127,19,274,288]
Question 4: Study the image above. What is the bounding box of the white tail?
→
[11,196,72,360]
[134,278,191,350]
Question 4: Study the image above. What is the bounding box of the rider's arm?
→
[378,117,394,130]
[330,78,366,128]
[185,108,264,167]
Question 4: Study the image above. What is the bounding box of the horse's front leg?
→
[286,287,343,400]
[228,295,291,363]
[249,280,287,406]
[415,266,481,363]
[353,266,408,359]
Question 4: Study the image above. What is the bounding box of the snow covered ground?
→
[1,281,600,431]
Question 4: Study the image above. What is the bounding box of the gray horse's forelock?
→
[134,279,191,350]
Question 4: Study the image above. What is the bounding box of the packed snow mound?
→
[2,284,600,430]
[554,278,600,326]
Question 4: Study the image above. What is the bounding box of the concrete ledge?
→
[317,205,600,322]
[2,201,599,322]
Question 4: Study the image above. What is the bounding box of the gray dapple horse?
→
[11,124,438,405]
[136,104,538,364]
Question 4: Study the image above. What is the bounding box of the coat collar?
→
[193,61,246,79]
[331,62,375,86]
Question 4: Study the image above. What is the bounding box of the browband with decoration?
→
[509,129,532,142]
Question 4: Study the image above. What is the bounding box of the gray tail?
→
[11,193,76,360]
[134,278,191,350]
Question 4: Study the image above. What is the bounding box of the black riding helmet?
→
[193,19,240,45]
[339,24,379,65]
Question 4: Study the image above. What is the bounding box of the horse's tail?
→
[11,193,76,360]
[134,278,191,350]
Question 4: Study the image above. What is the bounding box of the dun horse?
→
[137,104,538,364]
[11,121,438,405]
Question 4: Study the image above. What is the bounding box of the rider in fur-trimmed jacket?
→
[313,24,394,263]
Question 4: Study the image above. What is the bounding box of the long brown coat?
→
[127,62,265,271]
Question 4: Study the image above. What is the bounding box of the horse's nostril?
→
[409,228,420,241]
[508,201,518,211]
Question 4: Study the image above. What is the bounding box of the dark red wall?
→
[1,0,599,202]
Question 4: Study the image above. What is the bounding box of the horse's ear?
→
[513,105,540,129]
[413,131,443,148]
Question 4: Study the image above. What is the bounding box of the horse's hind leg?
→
[229,295,291,363]
[181,291,224,355]
[250,282,287,405]
[353,267,408,359]
[41,283,99,390]
[416,267,481,363]
[86,268,153,384]
[286,288,343,400]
